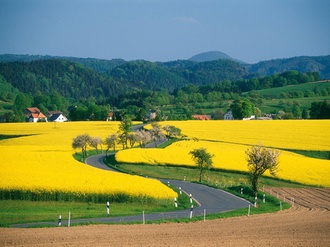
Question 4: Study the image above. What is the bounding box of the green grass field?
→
[0,185,195,227]
[254,81,330,98]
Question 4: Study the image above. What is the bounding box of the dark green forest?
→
[0,53,329,122]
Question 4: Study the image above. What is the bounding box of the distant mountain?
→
[0,54,126,74]
[248,55,330,79]
[188,51,246,64]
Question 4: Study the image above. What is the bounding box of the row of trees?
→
[72,116,182,159]
[229,97,330,120]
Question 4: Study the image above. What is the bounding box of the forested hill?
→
[0,54,126,74]
[108,59,248,91]
[108,60,188,91]
[0,58,250,100]
[0,60,137,101]
[248,55,330,79]
[0,53,329,103]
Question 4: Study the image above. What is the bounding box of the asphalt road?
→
[11,154,250,228]
[86,154,250,216]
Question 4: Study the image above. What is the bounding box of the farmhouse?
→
[224,110,234,120]
[48,113,68,122]
[24,107,47,122]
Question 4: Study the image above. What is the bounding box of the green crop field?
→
[253,81,330,98]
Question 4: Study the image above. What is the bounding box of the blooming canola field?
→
[0,122,177,201]
[116,120,330,187]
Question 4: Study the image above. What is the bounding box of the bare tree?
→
[72,134,92,159]
[189,148,214,182]
[246,143,280,206]
[127,132,140,148]
[135,129,152,148]
[89,136,102,153]
[149,122,165,147]
[163,125,181,138]
[104,134,118,155]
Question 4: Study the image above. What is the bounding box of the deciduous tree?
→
[72,134,92,159]
[135,129,152,148]
[246,143,280,206]
[104,134,118,155]
[117,115,133,149]
[230,98,254,119]
[163,125,181,138]
[189,148,214,182]
[89,136,102,153]
[149,122,165,147]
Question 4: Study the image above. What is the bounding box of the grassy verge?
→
[105,161,309,189]
[0,186,194,227]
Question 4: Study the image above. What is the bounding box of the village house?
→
[24,107,48,122]
[224,110,234,120]
[48,113,68,122]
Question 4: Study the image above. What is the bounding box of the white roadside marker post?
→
[248,205,251,216]
[174,198,178,208]
[58,215,62,226]
[142,211,145,224]
[107,201,110,215]
[179,187,182,195]
[68,212,71,227]
[263,194,266,203]
[189,205,193,219]
[189,194,193,204]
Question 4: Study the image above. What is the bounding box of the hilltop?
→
[188,51,246,64]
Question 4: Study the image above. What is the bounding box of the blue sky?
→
[1,0,329,63]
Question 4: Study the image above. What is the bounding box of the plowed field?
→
[1,188,329,247]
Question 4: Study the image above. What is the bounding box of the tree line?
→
[72,116,181,159]
[1,56,329,121]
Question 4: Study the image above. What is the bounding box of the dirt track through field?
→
[1,188,329,246]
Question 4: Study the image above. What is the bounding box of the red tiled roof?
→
[31,112,47,119]
[26,107,41,114]
[192,115,211,120]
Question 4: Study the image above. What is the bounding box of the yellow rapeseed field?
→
[0,122,177,201]
[116,120,330,187]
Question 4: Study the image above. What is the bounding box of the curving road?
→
[12,152,250,228]
[83,154,251,221]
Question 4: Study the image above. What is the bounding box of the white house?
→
[24,107,48,122]
[224,110,234,120]
[243,115,256,120]
[48,113,68,122]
